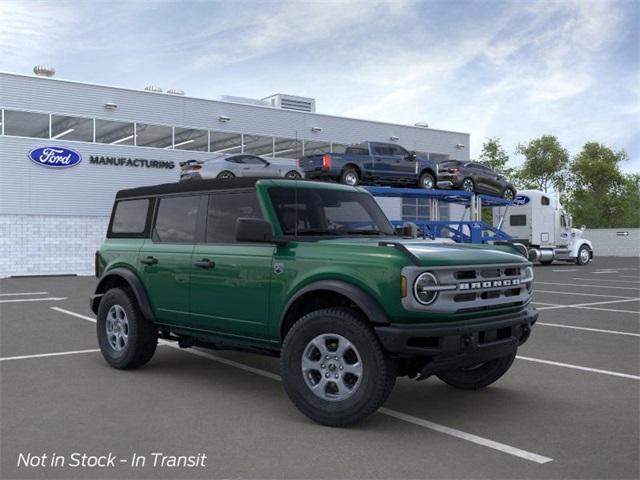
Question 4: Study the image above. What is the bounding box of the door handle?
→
[193,259,216,269]
[140,256,158,266]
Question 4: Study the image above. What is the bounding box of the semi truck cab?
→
[493,190,594,265]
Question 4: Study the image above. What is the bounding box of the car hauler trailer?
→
[492,190,593,265]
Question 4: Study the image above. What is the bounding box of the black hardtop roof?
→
[116,177,274,199]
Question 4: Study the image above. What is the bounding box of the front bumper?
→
[374,307,538,376]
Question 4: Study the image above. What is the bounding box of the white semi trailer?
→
[492,190,593,265]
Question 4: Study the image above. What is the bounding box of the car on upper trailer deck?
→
[437,160,517,200]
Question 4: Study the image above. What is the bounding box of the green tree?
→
[479,137,513,176]
[565,142,638,228]
[515,135,569,193]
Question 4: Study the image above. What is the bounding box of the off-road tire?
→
[436,352,516,390]
[281,308,396,427]
[97,288,157,369]
[576,245,591,265]
[217,171,235,179]
[340,168,360,186]
[418,172,435,189]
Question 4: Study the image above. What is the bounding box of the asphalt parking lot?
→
[1,256,638,479]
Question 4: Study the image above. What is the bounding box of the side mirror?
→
[236,218,276,243]
[395,222,418,238]
[407,151,417,161]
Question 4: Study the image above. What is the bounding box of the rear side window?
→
[510,215,527,226]
[206,191,263,243]
[153,196,201,243]
[109,199,150,237]
[345,147,369,156]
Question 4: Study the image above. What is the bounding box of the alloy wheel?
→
[301,333,363,401]
[106,304,129,352]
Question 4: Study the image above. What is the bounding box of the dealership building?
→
[0,69,470,277]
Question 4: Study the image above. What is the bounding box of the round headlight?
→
[414,272,439,305]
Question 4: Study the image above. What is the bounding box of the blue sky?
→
[1,0,638,172]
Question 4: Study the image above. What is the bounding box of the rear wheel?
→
[340,168,359,186]
[281,308,396,426]
[462,178,475,192]
[97,288,157,369]
[285,170,302,179]
[418,172,435,189]
[576,245,591,265]
[217,171,235,179]
[436,352,516,390]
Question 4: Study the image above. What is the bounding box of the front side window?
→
[206,191,263,243]
[110,199,150,235]
[154,195,200,243]
[268,187,394,236]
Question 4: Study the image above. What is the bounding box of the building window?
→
[331,143,348,154]
[303,140,330,156]
[3,110,49,138]
[173,127,208,151]
[135,123,173,148]
[210,131,243,154]
[273,137,302,158]
[51,114,93,142]
[95,119,135,145]
[243,134,274,156]
[402,199,430,221]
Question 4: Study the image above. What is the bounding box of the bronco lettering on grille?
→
[458,279,520,290]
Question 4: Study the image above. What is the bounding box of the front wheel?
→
[97,288,157,369]
[436,352,516,390]
[281,308,396,427]
[576,245,591,265]
[503,188,516,201]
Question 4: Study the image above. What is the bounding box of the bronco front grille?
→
[402,263,533,314]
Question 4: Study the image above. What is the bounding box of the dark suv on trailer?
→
[437,160,517,199]
[91,178,537,426]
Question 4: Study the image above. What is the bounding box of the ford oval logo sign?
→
[513,195,530,206]
[28,146,82,168]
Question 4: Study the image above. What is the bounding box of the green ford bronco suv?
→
[91,178,537,426]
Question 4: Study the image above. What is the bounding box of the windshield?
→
[268,187,395,236]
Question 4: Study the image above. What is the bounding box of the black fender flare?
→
[90,268,155,322]
[279,280,391,334]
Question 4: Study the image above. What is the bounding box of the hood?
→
[318,237,528,267]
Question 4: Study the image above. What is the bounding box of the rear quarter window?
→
[108,199,151,238]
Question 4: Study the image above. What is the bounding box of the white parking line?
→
[516,356,640,380]
[535,298,640,311]
[0,291,49,296]
[0,349,100,362]
[0,297,67,304]
[573,306,639,315]
[621,275,640,279]
[593,271,619,274]
[573,278,640,284]
[378,408,553,464]
[51,307,96,323]
[551,269,579,272]
[536,282,639,291]
[537,322,640,337]
[535,290,636,299]
[46,307,553,464]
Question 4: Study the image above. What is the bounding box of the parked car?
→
[436,160,517,199]
[180,154,302,181]
[298,141,438,189]
[92,177,537,426]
